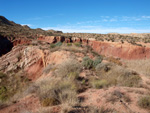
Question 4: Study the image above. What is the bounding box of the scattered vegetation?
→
[106,56,122,66]
[82,56,102,69]
[106,90,131,104]
[37,78,79,107]
[56,59,81,78]
[95,62,141,87]
[0,71,30,103]
[82,57,94,69]
[125,59,150,76]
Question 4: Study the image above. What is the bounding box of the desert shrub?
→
[93,56,103,68]
[95,62,141,87]
[38,78,78,107]
[82,56,102,69]
[0,72,31,104]
[90,79,109,89]
[117,71,141,87]
[41,97,60,107]
[106,57,122,66]
[138,96,150,109]
[74,42,81,47]
[56,59,81,78]
[82,57,94,69]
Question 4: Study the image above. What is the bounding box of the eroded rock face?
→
[88,40,150,60]
[38,35,150,60]
[38,36,65,43]
[12,39,31,46]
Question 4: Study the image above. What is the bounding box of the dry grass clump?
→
[0,71,30,104]
[95,62,141,87]
[55,59,82,78]
[138,95,150,109]
[106,56,122,66]
[90,79,109,89]
[37,78,78,107]
[124,59,150,76]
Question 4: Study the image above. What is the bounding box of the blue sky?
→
[1,0,150,33]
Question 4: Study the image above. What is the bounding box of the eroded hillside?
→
[0,16,150,113]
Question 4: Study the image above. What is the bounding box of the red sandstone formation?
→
[88,40,150,60]
[13,39,32,46]
[37,36,150,60]
[2,35,150,60]
[38,36,65,43]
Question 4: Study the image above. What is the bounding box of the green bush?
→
[82,56,102,69]
[82,57,94,69]
[138,96,150,109]
[93,56,103,68]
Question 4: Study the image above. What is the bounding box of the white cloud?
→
[102,19,108,22]
[42,26,150,34]
[121,16,150,21]
[41,15,150,34]
[21,24,33,27]
[142,16,150,18]
[109,18,117,22]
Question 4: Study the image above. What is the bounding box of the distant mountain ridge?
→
[0,16,61,40]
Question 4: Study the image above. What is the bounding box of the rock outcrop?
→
[37,36,150,60]
[88,40,150,60]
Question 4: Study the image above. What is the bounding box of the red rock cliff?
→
[38,36,150,60]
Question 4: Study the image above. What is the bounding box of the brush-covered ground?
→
[1,16,150,113]
[0,40,150,113]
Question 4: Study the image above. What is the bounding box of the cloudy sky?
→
[1,0,150,33]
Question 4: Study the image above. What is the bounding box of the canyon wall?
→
[4,36,150,60]
[37,36,150,60]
